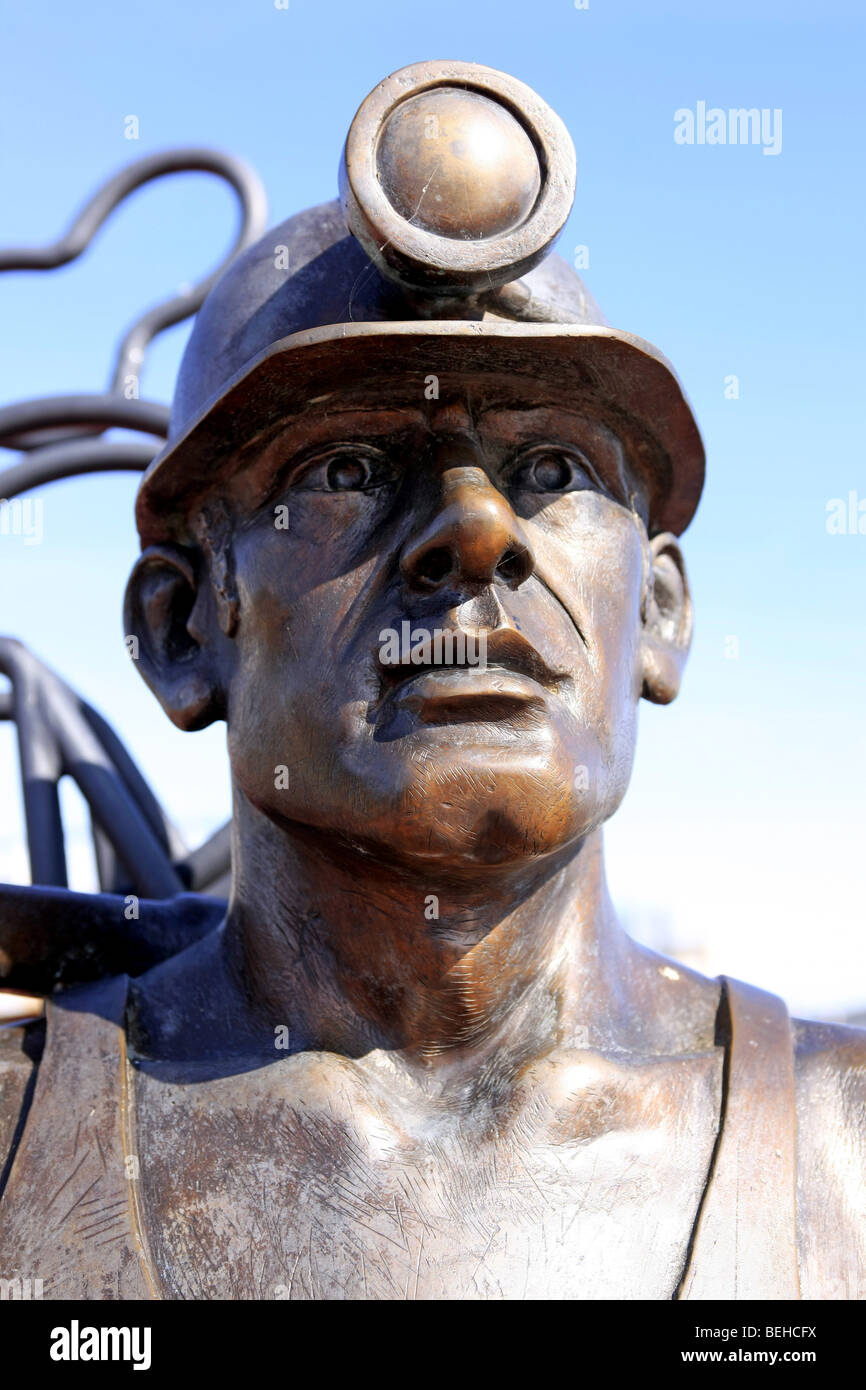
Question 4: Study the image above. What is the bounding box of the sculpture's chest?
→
[130,1048,722,1300]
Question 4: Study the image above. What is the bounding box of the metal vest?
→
[0,974,800,1299]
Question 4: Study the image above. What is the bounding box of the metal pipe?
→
[0,147,268,420]
[178,822,232,892]
[0,439,157,500]
[39,668,185,899]
[0,641,67,887]
[0,394,169,447]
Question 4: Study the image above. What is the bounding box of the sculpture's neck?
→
[218,792,635,1074]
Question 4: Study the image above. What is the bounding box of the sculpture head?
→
[124,61,703,879]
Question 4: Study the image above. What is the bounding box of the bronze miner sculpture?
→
[1,61,864,1301]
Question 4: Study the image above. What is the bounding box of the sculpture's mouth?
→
[388,665,547,722]
[374,627,564,724]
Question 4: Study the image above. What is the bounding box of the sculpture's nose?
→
[400,439,534,594]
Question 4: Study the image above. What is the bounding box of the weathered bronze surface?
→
[1,60,864,1301]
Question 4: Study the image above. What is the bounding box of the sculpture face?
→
[189,374,671,873]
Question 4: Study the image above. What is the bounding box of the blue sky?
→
[1,0,864,1016]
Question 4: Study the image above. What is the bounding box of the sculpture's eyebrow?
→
[258,405,430,458]
[302,405,429,431]
[234,406,425,469]
[227,405,431,511]
[471,403,640,507]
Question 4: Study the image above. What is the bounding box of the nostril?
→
[496,549,528,585]
[415,545,453,585]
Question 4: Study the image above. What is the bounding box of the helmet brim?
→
[135,321,705,544]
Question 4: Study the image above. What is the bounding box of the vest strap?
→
[0,975,154,1299]
[678,975,800,1300]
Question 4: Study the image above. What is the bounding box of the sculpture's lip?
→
[383,667,549,723]
[389,664,543,693]
[372,623,567,727]
[376,626,565,693]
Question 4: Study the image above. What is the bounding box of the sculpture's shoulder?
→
[794,1014,866,1149]
[0,978,151,1299]
[0,979,127,1160]
[0,1018,43,1181]
[793,1015,866,1298]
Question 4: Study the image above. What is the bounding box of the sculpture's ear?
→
[123,545,225,730]
[639,532,693,705]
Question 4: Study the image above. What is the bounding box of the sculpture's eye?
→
[326,454,373,490]
[509,446,601,494]
[292,447,394,493]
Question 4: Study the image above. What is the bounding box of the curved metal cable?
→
[0,440,159,500]
[0,147,267,399]
[0,150,265,493]
[0,393,170,443]
[0,395,170,496]
[0,149,256,897]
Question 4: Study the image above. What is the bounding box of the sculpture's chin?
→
[333,765,607,875]
[231,706,629,875]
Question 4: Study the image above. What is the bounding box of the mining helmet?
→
[135,60,705,547]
